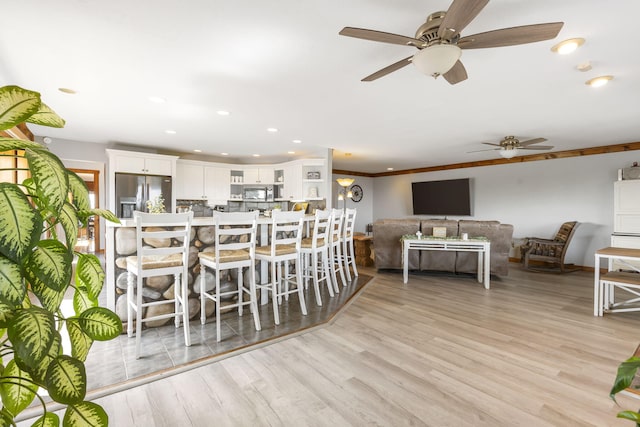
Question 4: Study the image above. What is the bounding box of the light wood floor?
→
[37,265,640,426]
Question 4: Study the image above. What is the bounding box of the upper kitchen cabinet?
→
[176,160,230,204]
[302,159,326,200]
[107,149,177,176]
[282,163,303,201]
[243,167,274,185]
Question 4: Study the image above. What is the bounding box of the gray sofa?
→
[373,219,514,276]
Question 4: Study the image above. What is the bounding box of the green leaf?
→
[66,318,93,362]
[0,407,15,426]
[79,208,119,225]
[25,148,69,214]
[27,102,65,128]
[0,255,26,306]
[66,171,90,213]
[78,307,122,341]
[18,331,62,387]
[7,307,56,367]
[611,356,640,401]
[63,401,108,427]
[76,254,104,300]
[58,202,79,251]
[24,239,73,293]
[31,275,69,313]
[31,412,60,427]
[45,355,86,405]
[0,85,41,131]
[0,182,43,263]
[617,410,640,422]
[0,359,36,416]
[0,301,13,328]
[73,286,97,316]
[0,137,44,152]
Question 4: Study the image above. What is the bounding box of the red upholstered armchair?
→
[522,221,579,273]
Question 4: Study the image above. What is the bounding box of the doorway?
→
[69,168,101,253]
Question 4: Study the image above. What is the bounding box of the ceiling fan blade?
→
[339,27,423,47]
[458,22,564,49]
[519,145,554,150]
[481,142,502,147]
[362,56,413,82]
[438,0,489,39]
[443,60,468,85]
[467,147,500,153]
[518,137,548,147]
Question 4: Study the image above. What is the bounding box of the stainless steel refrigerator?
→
[115,173,172,218]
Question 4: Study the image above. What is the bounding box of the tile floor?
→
[84,273,372,393]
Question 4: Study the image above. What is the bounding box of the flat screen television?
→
[412,178,471,216]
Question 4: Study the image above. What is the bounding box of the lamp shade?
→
[336,178,355,187]
[499,147,519,159]
[412,44,461,78]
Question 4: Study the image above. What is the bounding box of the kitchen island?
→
[105,215,315,326]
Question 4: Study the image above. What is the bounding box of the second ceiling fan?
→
[339,0,564,84]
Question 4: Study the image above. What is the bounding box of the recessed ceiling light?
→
[387,167,394,171]
[253,154,261,157]
[576,61,592,72]
[217,110,230,116]
[288,151,295,154]
[58,88,77,94]
[551,38,585,55]
[148,96,166,103]
[165,130,176,134]
[193,149,202,153]
[267,128,278,133]
[292,139,302,144]
[221,152,229,156]
[586,75,613,87]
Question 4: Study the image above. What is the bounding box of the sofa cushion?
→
[456,220,513,276]
[373,219,421,269]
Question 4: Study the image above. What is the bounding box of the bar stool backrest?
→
[269,210,305,256]
[213,211,258,260]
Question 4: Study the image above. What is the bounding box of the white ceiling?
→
[1,1,639,174]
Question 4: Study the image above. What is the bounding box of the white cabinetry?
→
[175,160,230,205]
[282,163,303,200]
[612,179,640,270]
[111,152,173,175]
[243,167,274,185]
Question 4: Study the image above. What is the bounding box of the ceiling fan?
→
[339,0,563,84]
[469,136,554,158]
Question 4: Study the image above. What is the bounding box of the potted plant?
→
[0,85,122,426]
[611,354,640,425]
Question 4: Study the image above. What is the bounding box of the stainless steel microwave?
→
[243,186,274,201]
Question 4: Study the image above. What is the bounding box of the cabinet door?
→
[176,163,205,199]
[243,168,260,184]
[283,164,303,200]
[204,166,230,205]
[145,157,173,176]
[258,168,274,184]
[113,155,146,174]
[614,180,640,233]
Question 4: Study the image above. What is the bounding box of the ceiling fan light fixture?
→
[499,147,519,159]
[412,44,461,78]
[551,38,585,55]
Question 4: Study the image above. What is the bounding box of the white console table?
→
[402,236,491,289]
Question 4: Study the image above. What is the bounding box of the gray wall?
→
[371,151,637,267]
[331,174,373,234]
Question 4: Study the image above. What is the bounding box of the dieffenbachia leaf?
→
[45,355,86,404]
[29,412,60,427]
[0,255,25,307]
[27,102,65,128]
[7,307,56,367]
[0,85,41,131]
[76,253,104,300]
[25,148,69,214]
[66,317,93,362]
[58,202,79,250]
[63,401,108,427]
[0,182,43,263]
[67,170,90,213]
[0,359,36,416]
[24,240,73,294]
[78,307,122,341]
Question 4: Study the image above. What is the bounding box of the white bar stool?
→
[342,208,358,281]
[300,209,334,306]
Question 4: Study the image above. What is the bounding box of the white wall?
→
[371,152,637,267]
[331,173,374,234]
